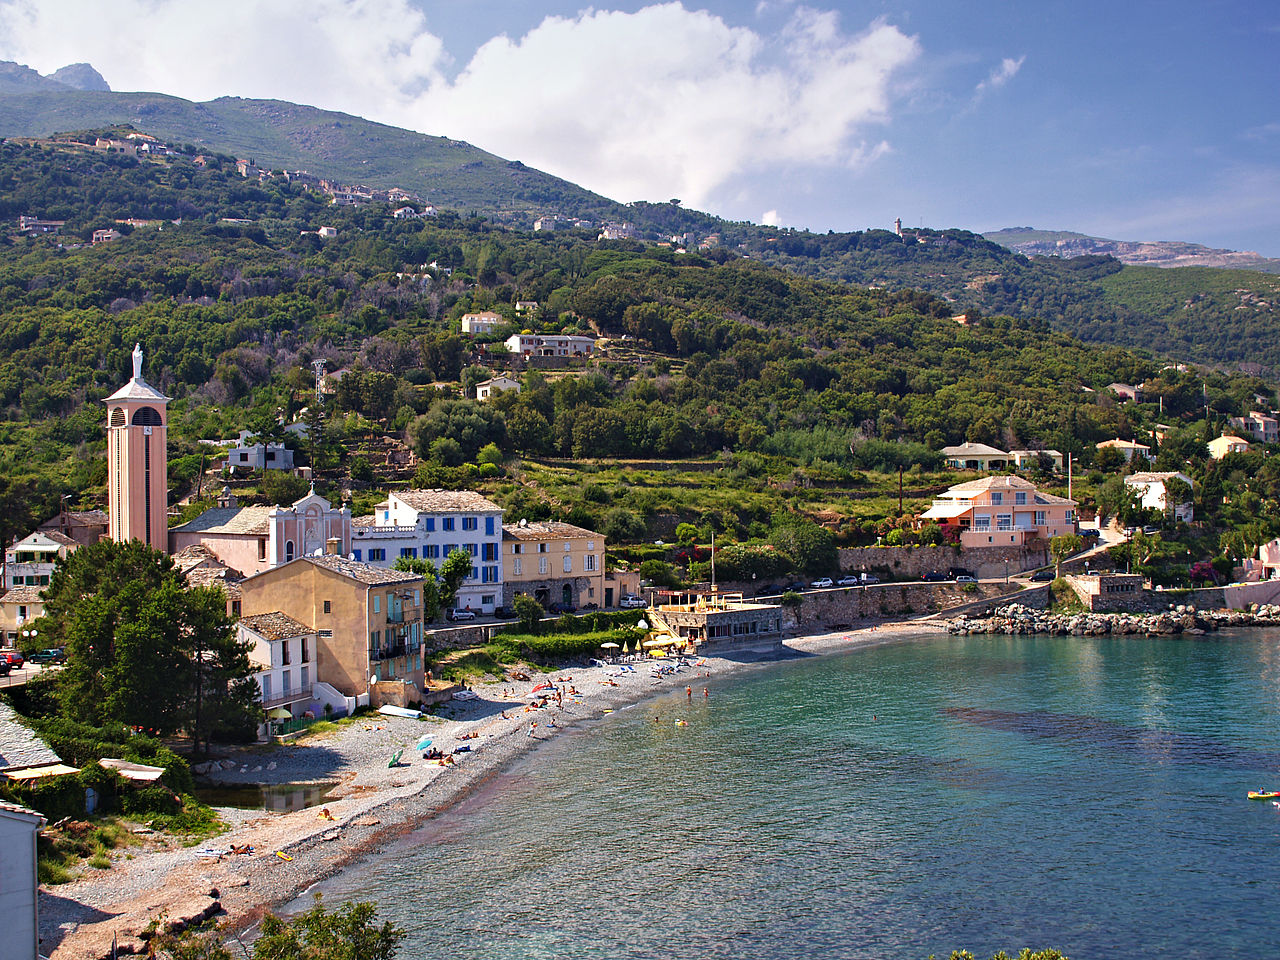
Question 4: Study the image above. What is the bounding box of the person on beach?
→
[687,686,692,700]
[703,688,709,698]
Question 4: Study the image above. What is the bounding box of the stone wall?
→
[779,581,1025,631]
[836,543,1050,581]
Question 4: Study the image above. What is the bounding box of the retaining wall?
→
[836,543,1050,581]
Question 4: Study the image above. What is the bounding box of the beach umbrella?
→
[267,707,292,720]
[600,642,621,650]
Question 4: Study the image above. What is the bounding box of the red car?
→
[2,651,23,669]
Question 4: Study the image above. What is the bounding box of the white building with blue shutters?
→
[351,489,504,614]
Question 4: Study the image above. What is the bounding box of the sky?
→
[1,0,1277,255]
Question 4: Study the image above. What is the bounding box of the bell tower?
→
[103,343,170,553]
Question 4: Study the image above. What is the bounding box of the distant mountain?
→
[985,226,1280,274]
[0,59,109,94]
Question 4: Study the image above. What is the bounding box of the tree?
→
[39,539,256,747]
[1162,475,1193,523]
[513,594,544,633]
[1049,533,1083,578]
[768,516,837,576]
[154,896,404,960]
[438,548,472,612]
[392,556,441,621]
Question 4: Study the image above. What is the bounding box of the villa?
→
[919,475,1077,548]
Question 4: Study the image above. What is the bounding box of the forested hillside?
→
[0,136,1273,556]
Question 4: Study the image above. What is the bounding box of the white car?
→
[620,595,647,609]
[447,608,477,621]
[811,577,834,588]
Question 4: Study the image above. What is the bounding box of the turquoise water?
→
[303,631,1280,958]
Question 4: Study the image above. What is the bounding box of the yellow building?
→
[1208,435,1250,459]
[0,586,46,647]
[502,520,604,610]
[238,555,425,709]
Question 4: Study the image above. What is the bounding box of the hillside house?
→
[91,228,122,245]
[0,587,45,648]
[239,612,318,722]
[5,530,77,589]
[461,311,504,335]
[1096,438,1151,463]
[1009,449,1065,473]
[1108,383,1142,401]
[1208,435,1250,459]
[515,300,539,314]
[17,216,65,234]
[504,333,595,358]
[38,509,107,547]
[1124,472,1194,523]
[475,375,521,401]
[940,442,1010,471]
[919,475,1077,548]
[391,206,421,219]
[1229,412,1279,444]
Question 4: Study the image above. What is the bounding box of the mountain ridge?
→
[985,226,1280,274]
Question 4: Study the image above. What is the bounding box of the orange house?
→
[920,475,1076,548]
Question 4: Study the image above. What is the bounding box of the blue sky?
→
[3,1,1277,253]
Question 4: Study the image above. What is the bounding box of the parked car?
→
[948,568,975,581]
[447,608,476,622]
[955,575,978,584]
[922,571,946,582]
[787,581,808,592]
[860,574,881,584]
[2,651,24,669]
[756,584,783,596]
[548,602,577,614]
[29,648,65,664]
[811,577,834,588]
[0,659,9,676]
[1079,528,1101,541]
[1030,569,1056,582]
[836,575,860,586]
[620,595,647,609]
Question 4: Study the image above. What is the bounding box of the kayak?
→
[1248,790,1280,800]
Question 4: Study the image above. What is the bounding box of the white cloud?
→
[975,55,1025,96]
[0,1,919,209]
[761,209,780,226]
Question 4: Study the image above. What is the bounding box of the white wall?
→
[0,810,42,960]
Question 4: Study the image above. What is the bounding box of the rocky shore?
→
[947,602,1280,637]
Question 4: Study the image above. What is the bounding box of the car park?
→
[1030,569,1056,582]
[811,577,834,588]
[446,608,476,622]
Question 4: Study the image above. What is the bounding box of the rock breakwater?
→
[948,603,1280,637]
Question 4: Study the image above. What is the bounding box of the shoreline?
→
[40,619,947,959]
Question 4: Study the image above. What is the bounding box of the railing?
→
[371,644,407,661]
[262,685,313,708]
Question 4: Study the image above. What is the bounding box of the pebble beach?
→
[39,620,947,959]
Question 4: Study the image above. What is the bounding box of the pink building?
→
[920,475,1077,548]
[169,488,351,576]
[103,344,169,553]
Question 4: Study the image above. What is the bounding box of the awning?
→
[98,758,166,782]
[3,763,80,781]
[920,502,971,520]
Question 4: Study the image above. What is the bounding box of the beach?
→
[39,620,946,959]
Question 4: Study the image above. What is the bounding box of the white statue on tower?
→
[132,342,143,380]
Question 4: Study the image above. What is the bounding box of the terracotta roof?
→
[301,554,421,585]
[945,475,1039,494]
[940,442,1009,457]
[1126,472,1193,486]
[351,515,378,528]
[391,489,502,513]
[42,530,79,547]
[186,567,242,598]
[1096,438,1150,450]
[0,586,45,604]
[503,521,601,541]
[239,611,313,641]
[0,800,45,823]
[169,505,274,536]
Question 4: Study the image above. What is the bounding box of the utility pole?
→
[898,465,905,516]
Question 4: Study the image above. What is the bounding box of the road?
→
[0,661,57,689]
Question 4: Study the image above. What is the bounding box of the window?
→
[482,543,497,561]
[997,513,1013,530]
[462,517,477,531]
[587,541,595,551]
[425,544,440,559]
[383,510,390,521]
[262,674,272,700]
[470,565,478,580]
[231,600,242,617]
[513,557,522,575]
[1015,492,1027,505]
[400,547,417,558]
[424,518,435,532]
[1034,511,1046,526]
[373,595,381,614]
[323,600,331,614]
[301,666,309,689]
[281,641,291,666]
[482,594,495,605]
[369,548,386,562]
[539,557,549,575]
[991,492,1003,505]
[482,566,497,583]
[485,517,495,536]
[266,450,276,462]
[442,517,455,531]
[467,543,478,557]
[258,538,267,560]
[352,549,362,561]
[285,540,295,562]
[414,589,421,605]
[564,542,571,552]
[538,543,548,553]
[563,555,572,573]
[585,554,597,572]
[302,638,310,662]
[444,543,457,556]
[511,543,522,554]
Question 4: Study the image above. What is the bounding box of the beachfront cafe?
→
[647,589,784,655]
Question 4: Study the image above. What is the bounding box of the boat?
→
[1248,790,1280,800]
[377,705,423,720]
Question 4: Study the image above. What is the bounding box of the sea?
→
[298,629,1280,959]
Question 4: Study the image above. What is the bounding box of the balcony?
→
[261,685,313,709]
[371,643,407,662]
